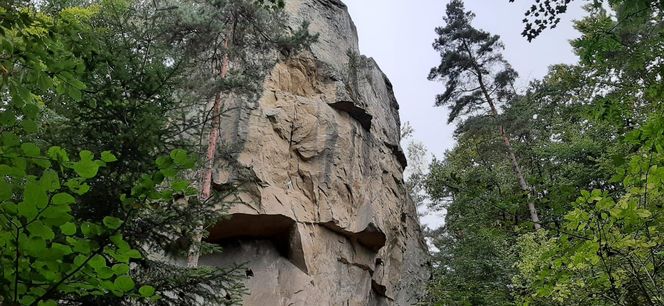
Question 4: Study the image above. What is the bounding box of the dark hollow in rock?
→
[321,221,387,253]
[329,100,373,131]
[371,279,389,298]
[205,214,307,273]
[384,141,408,169]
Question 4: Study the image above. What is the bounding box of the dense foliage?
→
[425,0,664,305]
[0,0,313,304]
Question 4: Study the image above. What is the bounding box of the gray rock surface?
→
[198,0,430,304]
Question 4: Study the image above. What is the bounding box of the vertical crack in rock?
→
[371,279,390,299]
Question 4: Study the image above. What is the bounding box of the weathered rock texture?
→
[198,0,430,304]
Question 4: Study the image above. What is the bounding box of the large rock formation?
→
[197,0,430,304]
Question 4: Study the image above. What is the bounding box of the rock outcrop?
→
[197,0,430,304]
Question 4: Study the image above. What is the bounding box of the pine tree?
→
[428,0,541,229]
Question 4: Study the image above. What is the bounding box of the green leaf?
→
[126,249,142,259]
[68,87,82,101]
[18,200,39,220]
[40,169,60,191]
[0,109,17,126]
[60,222,76,235]
[170,149,188,165]
[110,234,130,250]
[101,151,118,162]
[37,300,57,306]
[27,221,55,240]
[637,209,652,218]
[24,179,48,209]
[139,285,155,297]
[70,78,87,90]
[21,119,39,133]
[1,201,18,215]
[114,275,135,292]
[98,266,115,279]
[80,222,99,237]
[36,74,53,92]
[41,205,72,226]
[155,156,172,169]
[47,146,69,162]
[65,178,90,195]
[51,242,73,256]
[112,263,130,275]
[0,179,12,201]
[79,150,94,161]
[70,238,91,254]
[88,254,107,270]
[22,103,40,119]
[73,157,99,179]
[1,132,20,147]
[20,142,40,157]
[103,216,123,229]
[20,294,36,305]
[0,165,25,177]
[52,193,75,205]
[171,180,189,192]
[24,236,47,256]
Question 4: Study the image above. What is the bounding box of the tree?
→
[428,0,541,229]
[401,122,431,215]
[1,0,317,303]
[512,2,664,304]
[423,64,622,306]
[423,135,521,306]
[510,0,663,41]
[424,0,664,304]
[0,4,154,305]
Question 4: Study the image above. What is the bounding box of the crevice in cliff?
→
[329,100,373,131]
[320,221,386,253]
[205,214,308,273]
[338,257,373,274]
[315,0,347,10]
[384,141,407,169]
[371,279,394,301]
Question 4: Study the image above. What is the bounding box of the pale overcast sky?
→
[345,0,585,229]
[346,0,585,157]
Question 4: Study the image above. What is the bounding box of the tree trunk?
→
[200,56,230,200]
[476,71,541,230]
[187,26,234,267]
[495,120,541,230]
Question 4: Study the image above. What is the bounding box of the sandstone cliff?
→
[197,0,430,304]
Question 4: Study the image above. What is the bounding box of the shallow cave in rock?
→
[321,221,387,253]
[204,214,307,273]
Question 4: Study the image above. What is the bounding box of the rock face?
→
[197,0,430,304]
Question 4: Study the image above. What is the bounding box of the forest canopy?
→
[423,0,664,305]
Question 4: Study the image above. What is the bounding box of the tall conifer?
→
[428,0,541,229]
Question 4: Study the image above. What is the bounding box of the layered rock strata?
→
[198,0,430,304]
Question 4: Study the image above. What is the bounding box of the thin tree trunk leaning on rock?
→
[188,25,234,267]
[201,38,231,201]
